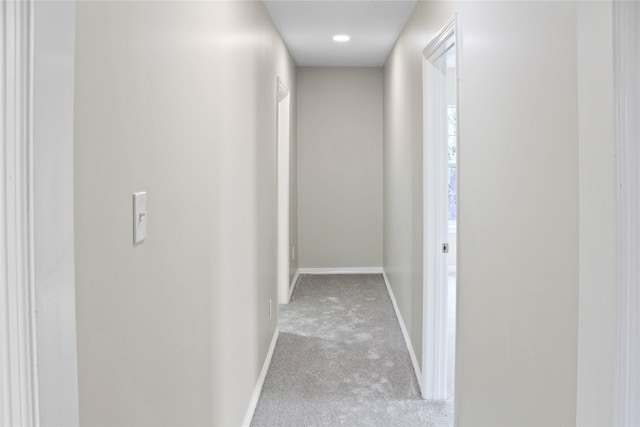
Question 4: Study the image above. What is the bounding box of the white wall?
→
[575,2,617,425]
[297,67,383,269]
[33,1,79,425]
[385,2,579,424]
[74,2,295,425]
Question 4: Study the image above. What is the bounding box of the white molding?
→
[277,78,289,103]
[0,0,40,425]
[422,16,455,62]
[242,328,279,427]
[277,76,291,305]
[297,267,383,275]
[382,271,423,394]
[31,1,80,423]
[421,14,459,401]
[288,269,300,302]
[614,2,640,425]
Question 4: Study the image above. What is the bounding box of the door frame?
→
[1,0,40,424]
[277,77,291,305]
[2,2,80,424]
[614,1,639,424]
[421,14,459,401]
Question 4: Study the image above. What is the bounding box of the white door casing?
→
[1,0,40,425]
[2,1,80,425]
[614,2,640,425]
[277,78,291,304]
[32,0,80,424]
[422,15,459,401]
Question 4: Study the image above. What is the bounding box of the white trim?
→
[242,327,279,427]
[614,2,640,425]
[277,77,291,305]
[31,1,80,423]
[382,271,423,395]
[297,267,384,275]
[422,17,455,61]
[277,81,288,103]
[421,14,459,401]
[1,0,40,425]
[288,269,300,302]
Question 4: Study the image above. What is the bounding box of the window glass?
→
[447,106,457,222]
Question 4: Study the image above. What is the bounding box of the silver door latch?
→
[442,243,449,254]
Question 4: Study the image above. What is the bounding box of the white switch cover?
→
[133,192,147,243]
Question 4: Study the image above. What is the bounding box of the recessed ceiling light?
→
[333,34,350,42]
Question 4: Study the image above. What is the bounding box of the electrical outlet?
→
[269,299,272,320]
[292,246,295,261]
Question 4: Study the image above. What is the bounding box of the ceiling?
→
[263,0,417,67]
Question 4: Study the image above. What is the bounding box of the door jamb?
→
[277,77,291,305]
[421,14,459,401]
[614,2,639,424]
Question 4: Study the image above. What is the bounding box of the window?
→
[447,105,457,224]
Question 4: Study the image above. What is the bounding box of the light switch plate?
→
[133,192,147,244]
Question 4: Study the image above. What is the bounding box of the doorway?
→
[277,77,291,305]
[422,15,458,403]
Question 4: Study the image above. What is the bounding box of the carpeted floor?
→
[250,273,454,427]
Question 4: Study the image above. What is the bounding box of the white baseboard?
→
[297,267,383,275]
[288,269,300,302]
[241,327,279,427]
[382,270,423,395]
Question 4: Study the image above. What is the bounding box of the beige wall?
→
[297,67,383,269]
[384,1,580,425]
[576,1,616,425]
[74,2,296,425]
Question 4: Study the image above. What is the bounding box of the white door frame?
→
[614,2,639,425]
[277,77,291,304]
[422,15,459,401]
[1,0,40,424]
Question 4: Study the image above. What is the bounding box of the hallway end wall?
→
[384,1,579,425]
[74,2,296,425]
[297,67,383,269]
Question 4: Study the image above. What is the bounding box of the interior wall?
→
[297,67,383,269]
[383,0,454,382]
[575,2,616,425]
[74,2,296,425]
[384,2,579,425]
[33,2,80,425]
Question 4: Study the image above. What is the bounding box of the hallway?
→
[251,274,451,426]
[4,0,637,426]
